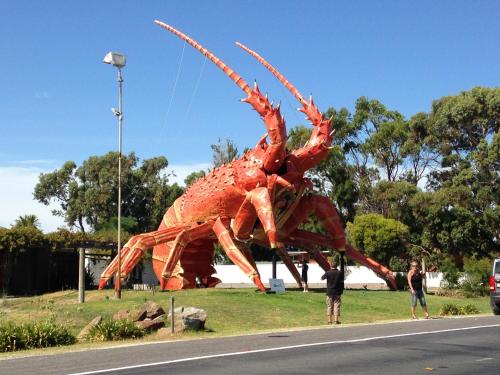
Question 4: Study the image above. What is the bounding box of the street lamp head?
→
[103,52,126,68]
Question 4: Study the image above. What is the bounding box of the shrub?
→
[0,320,75,352]
[459,304,480,315]
[389,257,410,273]
[439,258,461,289]
[21,320,75,349]
[439,303,461,316]
[439,257,492,297]
[0,323,23,352]
[439,303,480,316]
[461,257,491,297]
[86,319,144,342]
[346,214,409,266]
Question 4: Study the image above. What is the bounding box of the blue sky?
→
[1,1,499,231]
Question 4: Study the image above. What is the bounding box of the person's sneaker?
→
[334,321,341,325]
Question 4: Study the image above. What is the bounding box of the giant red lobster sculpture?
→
[99,21,397,291]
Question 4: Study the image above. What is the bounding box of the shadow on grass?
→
[284,288,327,294]
[344,288,399,292]
[279,287,402,294]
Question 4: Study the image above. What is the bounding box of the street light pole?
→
[116,67,123,299]
[103,52,126,299]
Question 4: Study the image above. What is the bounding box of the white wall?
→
[214,264,442,288]
[214,263,386,285]
[89,259,443,289]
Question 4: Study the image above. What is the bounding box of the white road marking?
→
[476,357,494,362]
[68,324,500,375]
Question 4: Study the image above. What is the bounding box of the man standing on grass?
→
[321,255,345,324]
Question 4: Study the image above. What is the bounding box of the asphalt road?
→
[1,316,499,375]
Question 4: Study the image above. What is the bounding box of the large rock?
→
[143,301,165,319]
[167,306,207,332]
[113,308,148,322]
[132,308,148,322]
[77,315,102,341]
[135,315,165,331]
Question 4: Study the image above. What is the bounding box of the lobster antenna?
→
[235,42,307,107]
[155,20,252,95]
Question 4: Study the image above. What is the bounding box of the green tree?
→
[287,125,312,150]
[211,138,239,169]
[473,132,500,243]
[461,257,492,297]
[0,226,45,252]
[410,187,496,263]
[402,112,439,184]
[370,181,420,230]
[408,88,500,262]
[33,161,80,229]
[34,152,184,233]
[428,87,500,188]
[353,98,408,182]
[341,89,499,265]
[95,216,138,233]
[184,170,206,187]
[12,215,41,229]
[431,87,500,155]
[346,213,409,266]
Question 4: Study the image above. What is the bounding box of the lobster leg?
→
[98,238,137,288]
[281,237,331,272]
[213,218,266,291]
[276,194,397,289]
[286,230,397,290]
[278,194,346,250]
[159,221,215,289]
[239,243,260,275]
[231,187,278,248]
[98,225,189,289]
[344,244,397,290]
[307,195,347,251]
[275,244,303,288]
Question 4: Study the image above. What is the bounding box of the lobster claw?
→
[298,95,324,126]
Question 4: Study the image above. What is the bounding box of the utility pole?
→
[103,52,126,299]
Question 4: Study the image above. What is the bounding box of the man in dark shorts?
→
[321,255,345,324]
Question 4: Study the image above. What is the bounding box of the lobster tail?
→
[154,20,251,95]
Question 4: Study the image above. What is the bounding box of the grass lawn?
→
[0,287,491,343]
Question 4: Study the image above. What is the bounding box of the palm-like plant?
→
[12,214,40,229]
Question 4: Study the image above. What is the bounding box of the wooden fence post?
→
[78,248,85,303]
[170,296,175,335]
